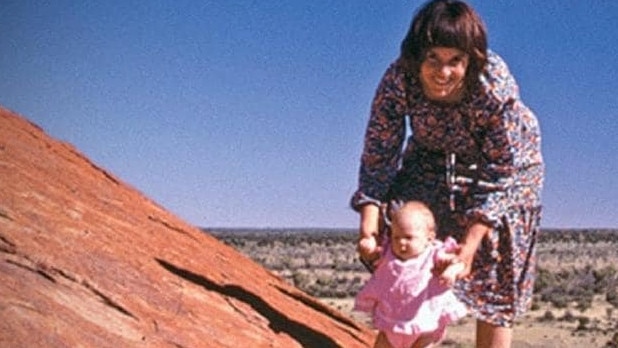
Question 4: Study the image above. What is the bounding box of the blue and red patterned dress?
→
[351,51,544,327]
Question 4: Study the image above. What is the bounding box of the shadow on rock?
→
[156,258,342,348]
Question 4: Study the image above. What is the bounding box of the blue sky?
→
[1,1,617,229]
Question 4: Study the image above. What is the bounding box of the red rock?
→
[0,106,374,347]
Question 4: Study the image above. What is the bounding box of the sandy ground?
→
[321,296,617,348]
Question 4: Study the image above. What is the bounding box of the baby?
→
[355,201,467,348]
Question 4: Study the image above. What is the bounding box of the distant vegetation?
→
[207,228,618,300]
[538,228,618,244]
[207,228,618,339]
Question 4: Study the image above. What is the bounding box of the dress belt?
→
[445,153,512,211]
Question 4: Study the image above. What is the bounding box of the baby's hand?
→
[433,236,468,286]
[432,239,460,276]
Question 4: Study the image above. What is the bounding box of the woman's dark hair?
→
[400,0,487,89]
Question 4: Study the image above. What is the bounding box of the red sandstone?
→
[0,106,373,347]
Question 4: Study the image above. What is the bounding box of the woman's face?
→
[419,47,469,103]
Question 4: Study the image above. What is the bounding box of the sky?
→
[1,1,617,229]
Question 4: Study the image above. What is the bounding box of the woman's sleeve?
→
[466,52,544,227]
[350,63,408,211]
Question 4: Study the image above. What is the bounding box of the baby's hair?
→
[391,201,436,238]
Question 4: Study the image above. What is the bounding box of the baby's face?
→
[390,215,432,260]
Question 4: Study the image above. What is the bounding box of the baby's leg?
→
[411,328,446,348]
[373,331,395,348]
[374,331,425,348]
[410,334,437,348]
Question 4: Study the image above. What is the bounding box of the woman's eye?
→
[451,58,461,64]
[449,56,467,67]
[424,54,438,63]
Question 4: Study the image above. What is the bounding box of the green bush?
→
[607,287,618,308]
[575,316,590,331]
[537,264,616,310]
[560,310,576,322]
[607,332,618,348]
[291,271,311,290]
[538,310,555,322]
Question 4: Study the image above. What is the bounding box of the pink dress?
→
[355,238,467,347]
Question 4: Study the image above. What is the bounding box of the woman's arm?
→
[352,63,409,267]
[466,52,543,226]
[350,62,408,211]
[457,222,491,278]
[357,204,382,263]
[460,53,543,272]
[433,222,491,282]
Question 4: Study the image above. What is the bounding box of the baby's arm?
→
[433,237,465,286]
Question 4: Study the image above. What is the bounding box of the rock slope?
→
[0,106,373,347]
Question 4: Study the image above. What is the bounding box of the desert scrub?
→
[608,332,618,348]
[536,264,618,310]
[607,287,618,308]
[288,270,363,298]
[537,230,618,269]
[539,229,618,244]
[538,310,555,322]
[208,228,618,304]
[291,271,312,290]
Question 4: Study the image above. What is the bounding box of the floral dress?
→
[351,51,544,327]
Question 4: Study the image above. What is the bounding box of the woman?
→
[351,0,544,347]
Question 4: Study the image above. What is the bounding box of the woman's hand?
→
[439,260,466,287]
[433,245,465,286]
[358,204,382,269]
[454,246,475,279]
[357,235,382,263]
[455,222,492,278]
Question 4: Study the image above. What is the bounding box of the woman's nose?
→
[437,64,451,78]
